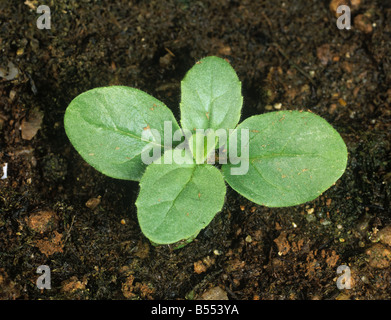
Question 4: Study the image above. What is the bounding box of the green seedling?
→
[64,56,348,246]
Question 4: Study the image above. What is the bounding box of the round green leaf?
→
[222,111,348,207]
[64,86,180,181]
[136,150,226,245]
[180,56,243,132]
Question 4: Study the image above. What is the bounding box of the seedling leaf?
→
[64,86,180,181]
[180,56,243,133]
[222,111,348,207]
[136,149,226,244]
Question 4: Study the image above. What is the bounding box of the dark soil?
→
[1,0,391,300]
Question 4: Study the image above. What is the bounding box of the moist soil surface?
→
[1,0,391,300]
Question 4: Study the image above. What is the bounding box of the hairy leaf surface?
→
[180,56,242,133]
[222,111,348,207]
[64,86,180,181]
[136,150,226,244]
